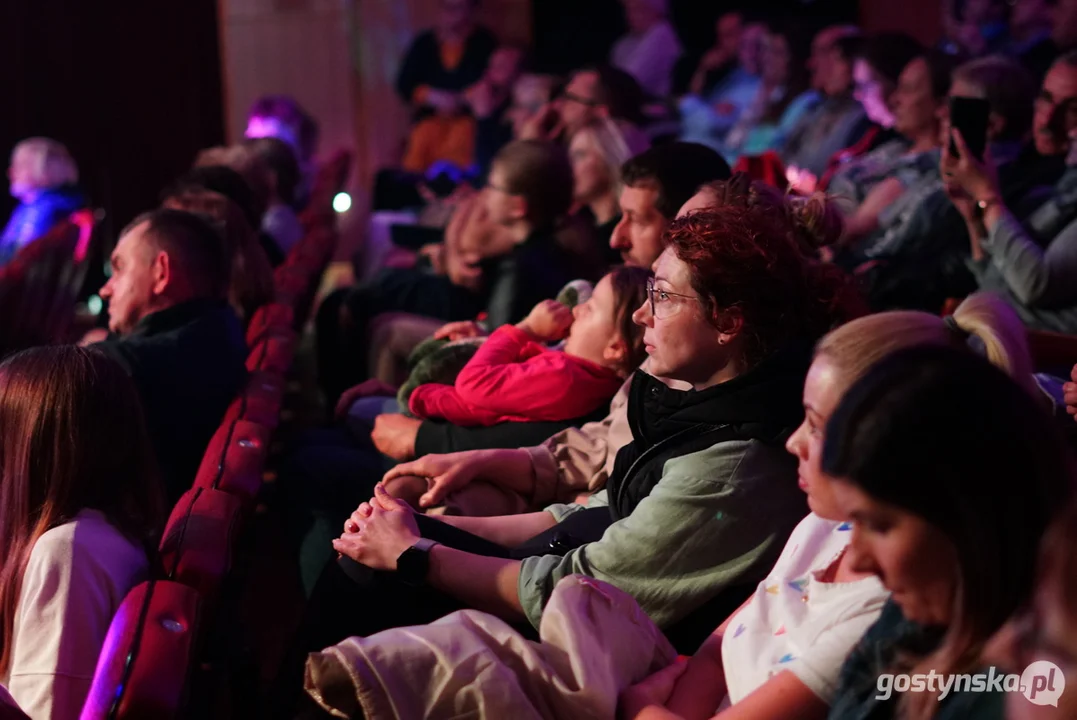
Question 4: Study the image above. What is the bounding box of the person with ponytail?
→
[0,347,164,720]
[618,293,1037,720]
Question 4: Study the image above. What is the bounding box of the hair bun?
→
[790,192,845,251]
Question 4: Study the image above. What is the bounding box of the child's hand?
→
[517,300,572,342]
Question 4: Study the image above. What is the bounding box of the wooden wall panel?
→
[219,0,530,257]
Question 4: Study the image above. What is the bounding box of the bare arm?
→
[663,597,750,719]
[435,511,558,547]
[630,672,828,720]
[427,545,525,621]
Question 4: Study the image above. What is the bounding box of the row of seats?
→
[0,208,98,355]
[78,152,349,720]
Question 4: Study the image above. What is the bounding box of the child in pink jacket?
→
[408,266,650,426]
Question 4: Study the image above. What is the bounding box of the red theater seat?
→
[159,488,244,607]
[245,302,296,346]
[80,581,200,720]
[193,419,271,502]
[246,333,297,375]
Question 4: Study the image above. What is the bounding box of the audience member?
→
[610,142,731,267]
[245,94,320,204]
[407,266,649,428]
[521,66,647,146]
[821,346,1073,719]
[610,0,683,99]
[720,20,817,164]
[318,139,579,407]
[569,117,648,260]
[395,0,496,172]
[298,203,857,667]
[619,293,1032,720]
[162,188,275,320]
[678,20,765,151]
[387,174,850,519]
[467,45,528,178]
[849,33,925,133]
[685,11,745,98]
[244,136,304,255]
[92,209,247,501]
[860,54,1065,312]
[983,497,1077,720]
[833,50,955,244]
[1,138,85,266]
[192,145,287,265]
[782,26,868,189]
[0,347,164,720]
[943,52,1077,332]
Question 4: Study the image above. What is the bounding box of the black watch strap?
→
[397,538,438,586]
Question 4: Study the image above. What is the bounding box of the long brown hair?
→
[163,189,275,319]
[0,347,164,674]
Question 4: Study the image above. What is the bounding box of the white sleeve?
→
[788,593,888,703]
[6,534,125,720]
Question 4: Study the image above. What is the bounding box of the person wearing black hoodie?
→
[274,202,859,713]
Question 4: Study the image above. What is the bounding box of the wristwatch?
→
[396,538,439,587]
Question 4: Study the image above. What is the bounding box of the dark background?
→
[0,0,225,246]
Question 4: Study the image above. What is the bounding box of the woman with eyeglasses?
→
[278,203,858,708]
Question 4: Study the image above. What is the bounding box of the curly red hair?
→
[665,205,861,368]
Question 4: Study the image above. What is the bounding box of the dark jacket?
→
[862,146,1066,312]
[482,228,578,330]
[415,407,609,457]
[395,27,497,108]
[828,600,1005,719]
[515,345,811,651]
[94,299,248,501]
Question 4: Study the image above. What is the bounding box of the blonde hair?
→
[10,138,78,189]
[571,118,649,198]
[819,293,1039,720]
[817,292,1039,403]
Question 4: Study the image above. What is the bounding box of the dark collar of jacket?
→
[123,298,231,339]
[626,341,810,449]
[606,341,810,519]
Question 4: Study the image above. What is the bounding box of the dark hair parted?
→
[821,346,1076,711]
[621,142,732,220]
[664,204,857,370]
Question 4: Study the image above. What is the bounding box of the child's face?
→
[563,275,623,371]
